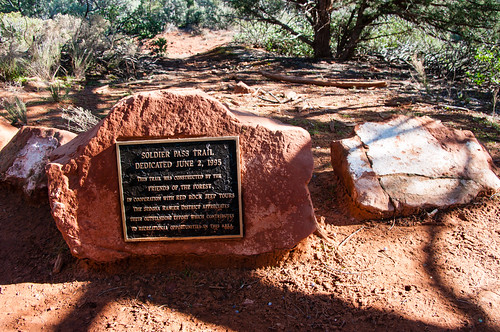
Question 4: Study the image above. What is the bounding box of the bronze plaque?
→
[116,137,243,241]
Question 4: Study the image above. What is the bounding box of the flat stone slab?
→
[331,115,500,219]
[0,126,75,198]
[46,89,316,262]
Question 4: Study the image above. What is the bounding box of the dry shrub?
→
[61,106,100,133]
[1,13,138,82]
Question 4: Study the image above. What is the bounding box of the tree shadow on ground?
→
[0,188,495,331]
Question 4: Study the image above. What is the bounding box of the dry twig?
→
[337,226,365,249]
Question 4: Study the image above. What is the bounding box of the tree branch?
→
[250,7,314,47]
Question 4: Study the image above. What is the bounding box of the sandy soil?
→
[1,29,499,331]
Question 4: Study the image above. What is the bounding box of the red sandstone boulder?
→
[0,126,76,198]
[0,120,18,151]
[46,89,316,262]
[331,115,500,220]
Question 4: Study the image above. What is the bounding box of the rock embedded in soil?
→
[233,81,255,94]
[0,120,18,151]
[46,89,316,262]
[331,115,500,220]
[0,126,76,199]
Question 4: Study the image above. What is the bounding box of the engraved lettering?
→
[176,160,194,167]
[170,224,203,230]
[135,161,173,169]
[143,206,161,212]
[141,150,170,159]
[174,174,203,180]
[193,183,212,190]
[148,185,170,192]
[206,213,235,219]
[203,203,230,209]
[173,214,190,220]
[143,215,172,221]
[207,159,222,167]
[218,193,235,198]
[162,205,179,211]
[133,196,162,202]
[117,137,242,241]
[193,148,214,157]
[137,225,168,230]
[173,150,189,157]
[181,204,201,210]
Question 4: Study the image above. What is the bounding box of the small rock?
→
[233,81,255,94]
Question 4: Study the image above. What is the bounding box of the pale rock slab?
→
[331,115,500,219]
[0,126,76,198]
[46,89,316,262]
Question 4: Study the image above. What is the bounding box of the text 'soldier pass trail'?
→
[116,137,243,241]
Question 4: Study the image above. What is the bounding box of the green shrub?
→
[468,47,500,114]
[362,16,474,80]
[27,14,79,80]
[1,96,27,126]
[48,79,70,102]
[62,15,137,79]
[150,37,168,57]
[235,18,313,57]
[0,13,79,81]
[0,12,41,80]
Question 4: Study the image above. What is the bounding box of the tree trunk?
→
[311,0,333,58]
[336,24,365,61]
[335,1,375,61]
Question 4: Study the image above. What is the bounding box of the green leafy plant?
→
[235,18,313,57]
[48,79,70,102]
[150,37,168,57]
[1,96,27,126]
[467,47,500,115]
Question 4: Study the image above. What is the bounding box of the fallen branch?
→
[438,104,471,112]
[260,71,387,89]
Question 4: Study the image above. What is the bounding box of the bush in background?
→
[235,15,313,57]
[0,11,138,82]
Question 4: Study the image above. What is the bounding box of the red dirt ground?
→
[1,29,499,331]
